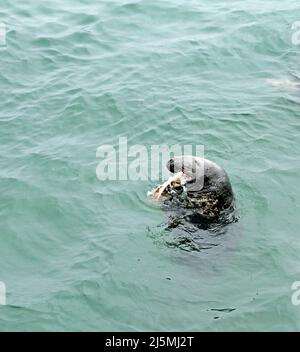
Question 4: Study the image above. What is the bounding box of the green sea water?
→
[1,0,300,331]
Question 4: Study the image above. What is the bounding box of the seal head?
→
[167,156,234,221]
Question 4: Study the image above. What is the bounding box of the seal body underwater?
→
[165,156,235,224]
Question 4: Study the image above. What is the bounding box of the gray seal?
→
[166,156,235,222]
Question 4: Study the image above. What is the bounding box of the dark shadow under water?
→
[147,194,240,265]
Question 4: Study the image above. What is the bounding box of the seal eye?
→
[167,159,175,173]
